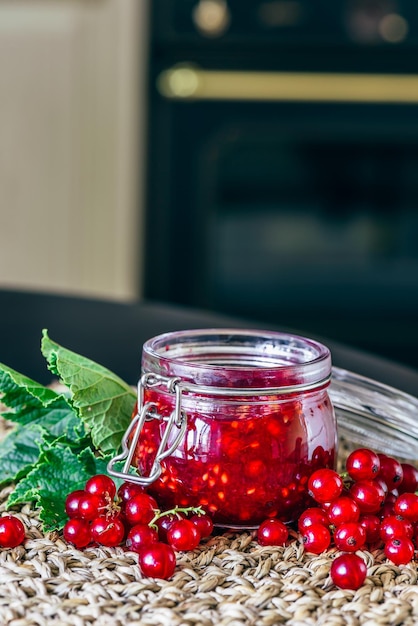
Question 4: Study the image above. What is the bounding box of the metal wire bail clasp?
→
[107,373,187,486]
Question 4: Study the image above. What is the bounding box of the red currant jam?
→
[133,329,337,528]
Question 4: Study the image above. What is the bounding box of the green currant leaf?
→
[0,423,44,487]
[6,443,120,531]
[41,330,136,453]
[0,364,84,441]
[0,364,88,487]
[0,364,64,414]
[6,444,91,527]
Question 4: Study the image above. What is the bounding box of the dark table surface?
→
[1,288,417,397]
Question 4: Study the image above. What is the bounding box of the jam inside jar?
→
[131,329,337,528]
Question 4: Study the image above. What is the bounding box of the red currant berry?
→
[63,518,92,548]
[346,448,381,481]
[379,515,414,542]
[334,521,366,552]
[377,454,404,491]
[301,523,331,554]
[78,492,106,521]
[90,516,126,547]
[412,524,418,548]
[350,480,386,513]
[379,492,397,519]
[384,537,415,565]
[189,513,214,539]
[330,553,367,590]
[398,463,418,494]
[327,497,360,526]
[155,512,186,543]
[0,515,26,548]
[65,489,86,518]
[298,507,329,532]
[374,477,389,496]
[394,493,418,522]
[117,481,145,503]
[308,469,343,504]
[126,523,159,553]
[257,519,289,546]
[85,474,117,501]
[138,542,176,579]
[359,514,381,544]
[167,519,201,551]
[124,493,158,527]
[320,500,334,512]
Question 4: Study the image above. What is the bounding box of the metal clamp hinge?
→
[107,374,187,486]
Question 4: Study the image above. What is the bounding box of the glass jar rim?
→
[142,328,331,389]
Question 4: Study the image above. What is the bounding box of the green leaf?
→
[0,364,84,442]
[0,424,44,487]
[0,334,135,531]
[6,443,116,531]
[41,330,136,453]
[0,364,64,414]
[0,364,89,487]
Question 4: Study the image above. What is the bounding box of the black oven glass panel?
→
[144,0,418,368]
[200,105,418,357]
[209,112,418,308]
[153,0,418,48]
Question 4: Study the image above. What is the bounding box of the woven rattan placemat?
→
[1,482,417,626]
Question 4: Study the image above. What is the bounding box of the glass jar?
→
[330,367,418,463]
[112,329,337,528]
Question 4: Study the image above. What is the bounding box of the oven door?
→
[144,65,418,368]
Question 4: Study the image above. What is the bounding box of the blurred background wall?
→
[0,0,146,300]
[1,0,418,369]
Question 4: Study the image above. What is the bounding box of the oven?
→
[142,0,418,368]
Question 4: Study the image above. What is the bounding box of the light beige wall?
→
[0,0,147,300]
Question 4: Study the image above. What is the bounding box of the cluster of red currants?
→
[62,448,418,588]
[297,448,418,589]
[0,514,26,549]
[63,475,214,579]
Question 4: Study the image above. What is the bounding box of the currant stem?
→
[101,495,121,519]
[149,505,205,528]
[339,470,353,490]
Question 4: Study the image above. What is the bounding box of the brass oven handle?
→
[157,65,418,104]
